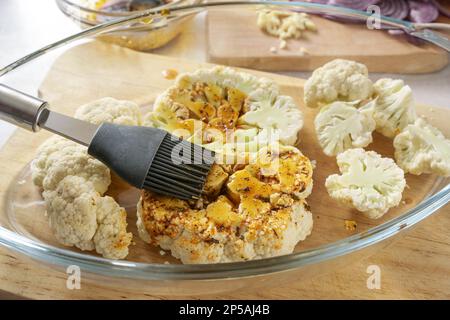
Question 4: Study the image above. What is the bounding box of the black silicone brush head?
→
[88,123,214,200]
[144,134,215,200]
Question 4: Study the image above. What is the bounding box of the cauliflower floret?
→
[304,59,374,108]
[43,176,100,251]
[32,136,110,194]
[373,78,416,138]
[42,147,110,194]
[240,95,303,145]
[74,97,142,125]
[43,176,132,259]
[394,118,450,177]
[314,100,376,156]
[325,148,406,219]
[93,196,133,259]
[31,98,139,259]
[31,136,84,188]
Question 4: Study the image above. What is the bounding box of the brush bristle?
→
[143,134,215,200]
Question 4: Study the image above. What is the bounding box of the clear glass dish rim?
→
[57,0,198,18]
[0,1,448,281]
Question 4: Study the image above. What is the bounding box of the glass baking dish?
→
[56,0,203,50]
[0,1,448,295]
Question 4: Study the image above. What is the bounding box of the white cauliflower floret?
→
[93,196,133,259]
[394,118,450,177]
[31,98,140,259]
[373,78,416,138]
[31,136,85,188]
[42,148,110,194]
[43,176,132,259]
[304,59,374,108]
[32,136,110,194]
[75,97,142,125]
[325,148,406,219]
[43,176,100,251]
[314,100,376,156]
[240,95,303,145]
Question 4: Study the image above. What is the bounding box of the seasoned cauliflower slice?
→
[137,192,312,264]
[314,101,376,156]
[176,66,278,101]
[325,148,406,219]
[373,78,416,138]
[137,145,314,264]
[304,59,374,108]
[147,66,303,154]
[75,97,142,125]
[394,118,450,177]
[202,164,229,198]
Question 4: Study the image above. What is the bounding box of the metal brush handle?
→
[0,84,48,132]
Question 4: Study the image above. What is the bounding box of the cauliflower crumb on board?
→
[162,68,178,80]
[257,10,317,40]
[298,47,309,56]
[31,97,136,259]
[325,148,406,219]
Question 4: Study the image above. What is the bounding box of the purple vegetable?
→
[409,0,440,22]
[431,0,450,18]
[328,0,380,11]
[378,0,409,20]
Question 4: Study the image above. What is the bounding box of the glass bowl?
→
[0,1,449,296]
[56,0,203,50]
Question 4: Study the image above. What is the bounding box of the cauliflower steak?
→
[137,145,314,264]
[144,66,304,152]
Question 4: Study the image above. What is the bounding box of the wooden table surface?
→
[0,1,449,300]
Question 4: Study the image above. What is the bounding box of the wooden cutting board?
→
[206,9,449,73]
[0,41,449,299]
